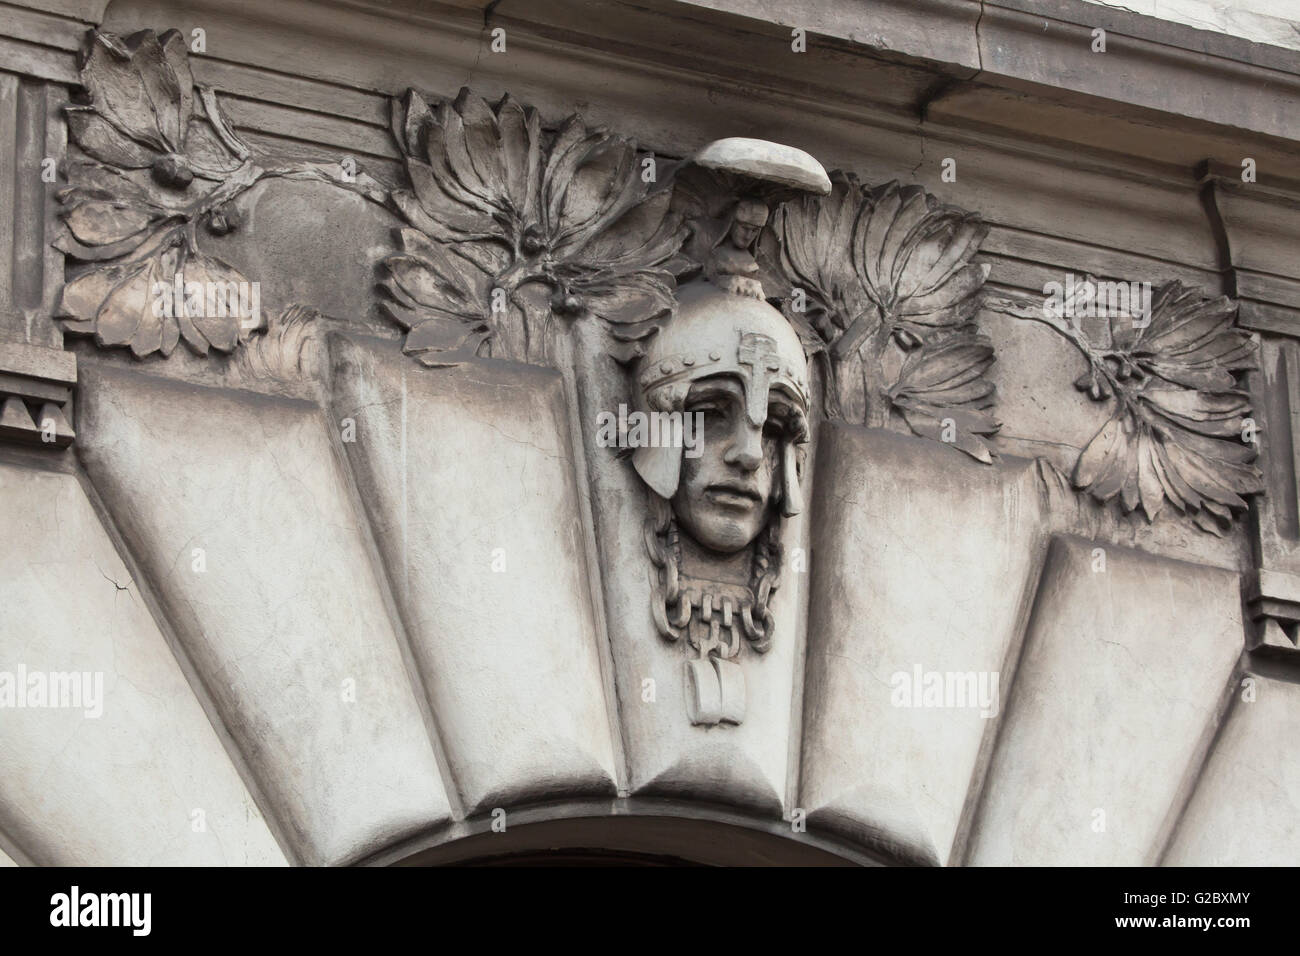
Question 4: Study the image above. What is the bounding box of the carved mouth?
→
[704,483,762,509]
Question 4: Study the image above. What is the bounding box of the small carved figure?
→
[705,197,770,299]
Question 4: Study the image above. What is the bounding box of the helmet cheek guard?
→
[780,441,803,517]
[632,381,690,500]
[633,443,681,501]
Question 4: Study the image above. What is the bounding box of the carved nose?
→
[724,423,764,471]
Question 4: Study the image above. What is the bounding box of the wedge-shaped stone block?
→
[570,323,803,812]
[330,335,619,811]
[0,464,286,865]
[1163,676,1300,865]
[78,366,451,866]
[799,424,1046,865]
[967,535,1242,865]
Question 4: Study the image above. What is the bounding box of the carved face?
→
[632,283,810,552]
[671,373,799,554]
[728,220,761,251]
[727,199,769,251]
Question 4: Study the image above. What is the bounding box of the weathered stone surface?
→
[205,180,395,339]
[1163,675,1300,865]
[330,334,620,811]
[2,0,1293,868]
[1086,0,1300,53]
[966,535,1242,865]
[573,319,802,812]
[77,364,451,866]
[0,463,286,865]
[693,137,832,193]
[799,424,1046,865]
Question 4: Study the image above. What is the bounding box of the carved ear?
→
[780,441,803,517]
[633,444,682,500]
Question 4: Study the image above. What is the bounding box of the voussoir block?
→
[77,364,452,866]
[1163,675,1300,866]
[329,334,620,812]
[967,535,1242,865]
[0,463,286,865]
[799,423,1046,865]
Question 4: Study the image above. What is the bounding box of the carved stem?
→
[861,319,894,428]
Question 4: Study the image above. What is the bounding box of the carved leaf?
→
[771,171,876,345]
[392,88,534,243]
[381,228,493,366]
[78,29,194,157]
[54,159,179,263]
[770,172,996,452]
[58,245,256,358]
[387,88,685,366]
[63,199,157,248]
[887,334,1000,462]
[65,107,155,169]
[853,181,990,338]
[1068,281,1261,531]
[67,28,258,202]
[1123,283,1256,390]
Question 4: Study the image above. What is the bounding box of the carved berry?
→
[521,225,546,256]
[151,154,194,190]
[550,289,584,316]
[207,203,240,236]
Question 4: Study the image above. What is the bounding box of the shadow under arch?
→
[367,798,888,867]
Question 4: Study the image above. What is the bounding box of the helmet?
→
[632,279,811,516]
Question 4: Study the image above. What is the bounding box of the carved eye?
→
[688,398,727,417]
[764,404,795,438]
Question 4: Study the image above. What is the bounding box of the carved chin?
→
[674,499,766,553]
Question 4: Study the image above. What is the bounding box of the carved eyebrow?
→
[685,377,744,402]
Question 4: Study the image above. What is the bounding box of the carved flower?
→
[386,89,685,365]
[55,29,267,358]
[67,29,199,190]
[59,240,259,357]
[1065,281,1261,532]
[770,172,998,458]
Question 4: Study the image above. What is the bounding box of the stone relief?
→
[622,141,827,725]
[384,89,686,367]
[55,29,382,358]
[760,172,1000,463]
[2,0,1293,874]
[50,26,1264,553]
[634,284,811,725]
[988,280,1263,535]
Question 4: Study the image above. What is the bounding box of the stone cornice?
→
[1,0,1296,178]
[412,0,1300,146]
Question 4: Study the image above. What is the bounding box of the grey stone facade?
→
[1,0,1298,866]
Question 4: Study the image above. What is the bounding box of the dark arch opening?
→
[387,809,870,867]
